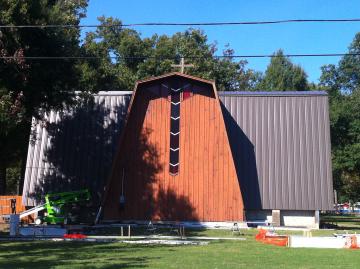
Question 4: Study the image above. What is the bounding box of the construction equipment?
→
[20,189,90,224]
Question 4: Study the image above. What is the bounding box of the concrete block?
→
[272,210,281,227]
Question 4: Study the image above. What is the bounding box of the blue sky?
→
[81,0,360,83]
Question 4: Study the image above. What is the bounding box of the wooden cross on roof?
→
[171,57,194,73]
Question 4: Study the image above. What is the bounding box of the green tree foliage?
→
[257,50,309,91]
[79,17,260,92]
[0,91,27,193]
[320,33,360,202]
[0,0,88,194]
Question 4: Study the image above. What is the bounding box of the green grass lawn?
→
[1,232,360,269]
[1,216,360,269]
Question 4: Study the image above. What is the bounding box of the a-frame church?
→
[22,63,334,227]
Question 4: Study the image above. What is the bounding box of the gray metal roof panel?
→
[218,91,328,96]
[22,92,132,206]
[219,94,333,211]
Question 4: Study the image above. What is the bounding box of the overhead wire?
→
[1,18,360,28]
[0,53,360,60]
[1,18,359,61]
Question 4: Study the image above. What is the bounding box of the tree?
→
[257,49,309,91]
[0,91,26,193]
[79,17,260,92]
[320,33,360,202]
[0,0,88,194]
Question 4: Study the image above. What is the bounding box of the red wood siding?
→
[104,75,244,221]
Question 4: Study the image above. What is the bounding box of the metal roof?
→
[136,72,215,86]
[219,93,333,210]
[218,91,328,96]
[22,92,132,206]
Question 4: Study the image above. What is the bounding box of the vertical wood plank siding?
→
[219,92,333,211]
[104,76,244,221]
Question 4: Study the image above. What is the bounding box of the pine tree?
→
[257,49,309,91]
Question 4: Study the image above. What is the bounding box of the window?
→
[169,89,181,175]
[167,83,192,176]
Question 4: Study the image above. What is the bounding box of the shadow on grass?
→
[80,226,208,237]
[81,226,253,238]
[0,241,164,268]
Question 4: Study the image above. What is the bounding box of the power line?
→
[1,18,360,28]
[1,53,359,60]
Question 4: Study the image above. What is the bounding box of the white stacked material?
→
[289,236,348,248]
[258,226,315,231]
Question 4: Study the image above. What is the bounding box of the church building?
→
[102,73,244,221]
[22,71,334,227]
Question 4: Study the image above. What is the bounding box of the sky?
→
[81,0,360,83]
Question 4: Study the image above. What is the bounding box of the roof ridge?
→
[136,72,215,85]
[218,91,328,96]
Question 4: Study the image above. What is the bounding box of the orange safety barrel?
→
[345,235,360,249]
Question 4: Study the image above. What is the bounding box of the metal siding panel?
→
[269,97,276,208]
[294,97,302,209]
[259,97,266,208]
[309,97,319,209]
[267,97,274,208]
[288,98,297,209]
[28,120,44,200]
[249,97,256,207]
[262,97,270,208]
[297,97,309,209]
[304,98,312,209]
[291,98,299,209]
[254,98,261,207]
[36,113,48,194]
[22,92,132,206]
[274,97,281,209]
[304,98,312,208]
[282,97,290,208]
[317,98,325,209]
[219,93,333,211]
[283,98,290,209]
[298,97,306,209]
[321,97,330,208]
[22,118,38,205]
[279,98,288,209]
[321,96,334,210]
